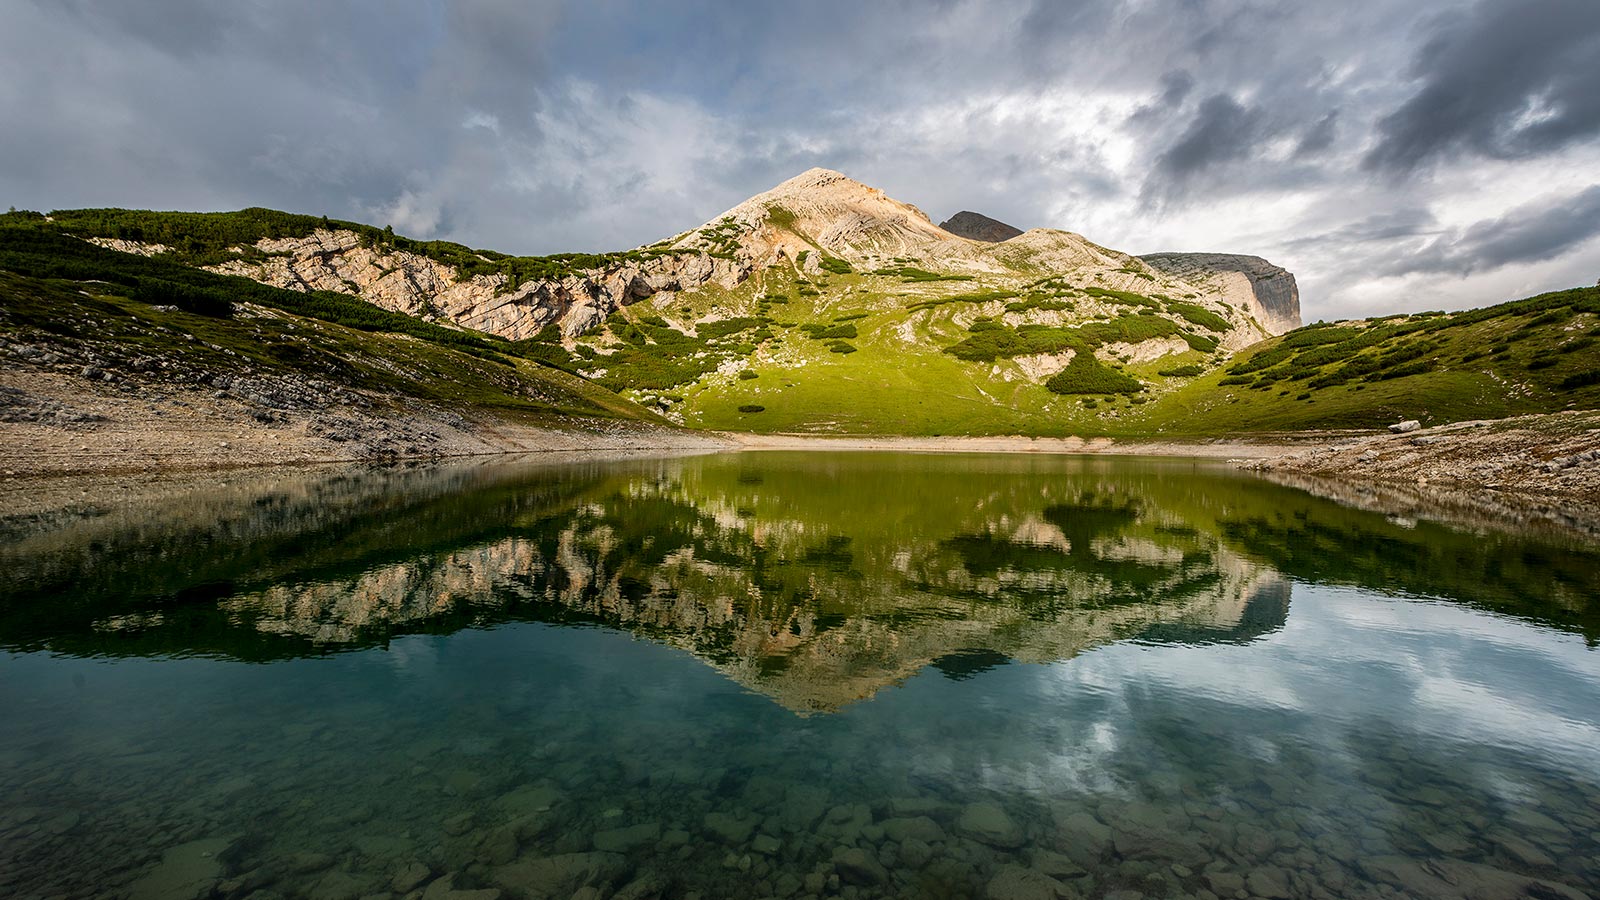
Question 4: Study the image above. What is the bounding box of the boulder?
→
[986,864,1070,900]
[592,822,660,854]
[703,810,756,844]
[882,816,946,844]
[831,846,889,885]
[490,852,630,899]
[1389,420,1422,433]
[129,837,232,900]
[957,801,1025,848]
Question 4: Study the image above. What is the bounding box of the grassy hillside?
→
[0,233,660,427]
[1138,286,1600,434]
[578,260,1231,436]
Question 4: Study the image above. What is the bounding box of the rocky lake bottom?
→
[0,452,1597,900]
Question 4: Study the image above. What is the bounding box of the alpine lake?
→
[2,451,1598,900]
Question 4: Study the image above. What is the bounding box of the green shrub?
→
[905,289,1019,311]
[828,341,858,354]
[800,323,858,340]
[1157,364,1203,377]
[738,370,759,380]
[818,256,853,275]
[1560,370,1600,389]
[737,404,766,413]
[1165,302,1230,332]
[871,265,973,283]
[1044,352,1143,395]
[1083,287,1161,309]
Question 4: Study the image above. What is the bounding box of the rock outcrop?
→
[938,210,1023,242]
[1139,252,1302,335]
[207,229,746,340]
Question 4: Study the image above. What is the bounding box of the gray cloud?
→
[1148,94,1266,197]
[1366,0,1600,173]
[1386,185,1600,277]
[2,0,1599,318]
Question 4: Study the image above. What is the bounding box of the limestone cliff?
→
[206,229,747,340]
[1139,252,1302,335]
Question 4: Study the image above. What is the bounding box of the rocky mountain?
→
[1141,252,1301,336]
[938,211,1023,242]
[5,169,1315,437]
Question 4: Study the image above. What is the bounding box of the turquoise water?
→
[1,452,1598,900]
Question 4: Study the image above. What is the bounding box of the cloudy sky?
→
[4,0,1599,319]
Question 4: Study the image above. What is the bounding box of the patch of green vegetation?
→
[1004,298,1073,313]
[828,341,858,354]
[1044,352,1144,395]
[1158,364,1204,377]
[818,256,854,275]
[1165,302,1230,332]
[737,404,766,413]
[738,370,759,380]
[1084,287,1161,309]
[765,205,797,230]
[833,312,869,322]
[799,323,858,340]
[870,265,974,283]
[905,289,1020,312]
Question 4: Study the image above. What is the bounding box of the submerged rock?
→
[593,822,661,854]
[882,816,946,844]
[957,802,1025,848]
[831,846,889,885]
[491,852,630,899]
[129,837,232,900]
[986,864,1070,900]
[703,810,756,844]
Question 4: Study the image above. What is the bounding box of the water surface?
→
[2,452,1598,900]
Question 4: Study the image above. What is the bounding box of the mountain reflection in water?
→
[2,452,1593,712]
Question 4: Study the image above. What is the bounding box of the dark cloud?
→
[2,0,1599,318]
[1146,94,1266,198]
[1358,187,1600,277]
[1295,112,1339,158]
[1365,0,1600,173]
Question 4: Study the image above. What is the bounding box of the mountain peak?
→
[939,211,1024,243]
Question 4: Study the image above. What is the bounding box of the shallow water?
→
[1,452,1598,900]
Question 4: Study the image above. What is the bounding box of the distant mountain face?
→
[1141,253,1300,337]
[939,210,1023,243]
[25,168,1310,436]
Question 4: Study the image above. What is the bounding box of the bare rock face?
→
[938,211,1023,243]
[1139,252,1302,335]
[207,229,746,340]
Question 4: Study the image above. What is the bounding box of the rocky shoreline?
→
[0,370,729,479]
[1241,410,1600,503]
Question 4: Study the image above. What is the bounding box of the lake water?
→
[2,452,1598,900]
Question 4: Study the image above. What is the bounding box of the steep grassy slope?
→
[0,230,663,429]
[1137,286,1600,434]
